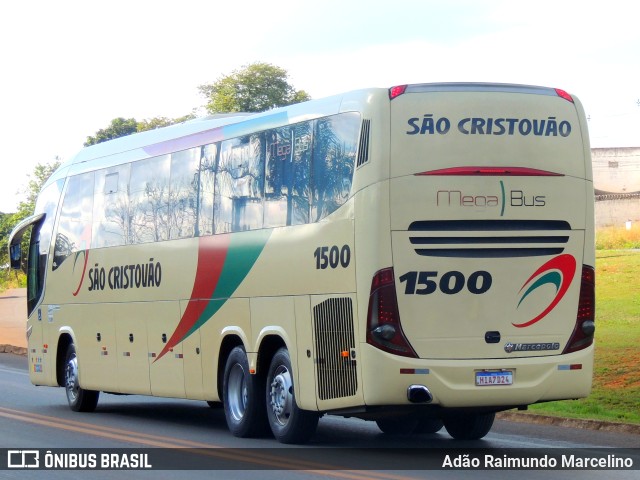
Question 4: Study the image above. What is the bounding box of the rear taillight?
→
[555,88,574,103]
[563,265,595,354]
[366,268,417,358]
[389,85,408,100]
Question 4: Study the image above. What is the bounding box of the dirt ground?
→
[0,288,27,349]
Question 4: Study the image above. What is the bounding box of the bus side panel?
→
[293,295,318,411]
[182,327,204,400]
[59,303,118,392]
[199,298,252,401]
[147,301,185,398]
[26,307,49,386]
[115,302,151,395]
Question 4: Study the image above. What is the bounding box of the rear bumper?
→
[360,343,593,408]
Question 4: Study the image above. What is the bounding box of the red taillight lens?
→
[366,268,417,358]
[415,166,563,177]
[563,265,595,354]
[555,88,574,103]
[389,85,408,100]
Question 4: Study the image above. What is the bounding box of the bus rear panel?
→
[361,84,594,413]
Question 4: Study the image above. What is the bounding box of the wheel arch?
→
[56,332,74,387]
[256,334,287,378]
[217,334,245,399]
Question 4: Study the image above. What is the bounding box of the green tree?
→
[85,114,196,146]
[84,117,138,146]
[198,62,311,114]
[137,113,195,132]
[0,159,61,284]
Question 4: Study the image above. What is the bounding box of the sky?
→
[1,0,638,213]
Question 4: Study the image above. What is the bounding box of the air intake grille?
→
[408,220,571,258]
[313,298,357,400]
[357,119,371,167]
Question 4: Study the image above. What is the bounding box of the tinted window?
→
[311,113,359,221]
[169,148,200,239]
[27,179,64,314]
[265,123,312,227]
[54,172,95,269]
[216,134,265,233]
[129,155,171,243]
[198,144,217,236]
[92,163,131,248]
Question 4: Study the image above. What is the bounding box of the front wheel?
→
[64,343,99,412]
[443,412,495,440]
[266,348,319,444]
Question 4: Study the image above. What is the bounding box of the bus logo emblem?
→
[514,254,576,328]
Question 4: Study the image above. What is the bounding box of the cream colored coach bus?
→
[9,83,595,443]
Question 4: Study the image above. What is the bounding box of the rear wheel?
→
[64,343,99,412]
[266,348,319,444]
[413,418,444,434]
[222,346,268,437]
[443,412,495,440]
[376,416,419,434]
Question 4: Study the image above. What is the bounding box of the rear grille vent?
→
[408,220,571,258]
[357,119,371,167]
[313,298,357,400]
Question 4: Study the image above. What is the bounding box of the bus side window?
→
[92,164,131,248]
[311,113,359,222]
[216,134,265,233]
[265,126,292,228]
[54,172,95,269]
[264,122,312,227]
[198,143,217,236]
[169,148,200,240]
[129,156,171,243]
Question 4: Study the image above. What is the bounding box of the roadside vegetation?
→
[596,222,640,249]
[528,231,640,424]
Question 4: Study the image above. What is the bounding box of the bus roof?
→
[56,88,381,179]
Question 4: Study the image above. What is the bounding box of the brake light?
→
[563,265,595,354]
[416,166,563,177]
[366,268,417,358]
[389,85,408,100]
[555,88,574,103]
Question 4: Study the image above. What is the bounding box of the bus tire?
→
[413,418,444,434]
[443,412,495,440]
[266,348,319,444]
[222,346,268,438]
[376,416,419,434]
[64,343,99,412]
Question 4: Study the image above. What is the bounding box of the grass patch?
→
[527,250,640,424]
[596,224,640,249]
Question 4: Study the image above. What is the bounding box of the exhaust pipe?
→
[407,384,433,404]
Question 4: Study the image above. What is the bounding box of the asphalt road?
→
[0,353,637,480]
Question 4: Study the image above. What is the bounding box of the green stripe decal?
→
[156,229,271,361]
[184,229,272,339]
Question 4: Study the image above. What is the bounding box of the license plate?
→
[475,370,513,386]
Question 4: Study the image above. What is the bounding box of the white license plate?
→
[475,371,513,386]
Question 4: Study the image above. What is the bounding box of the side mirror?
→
[9,243,21,270]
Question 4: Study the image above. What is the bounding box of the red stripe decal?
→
[155,235,230,361]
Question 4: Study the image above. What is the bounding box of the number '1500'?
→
[399,270,492,295]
